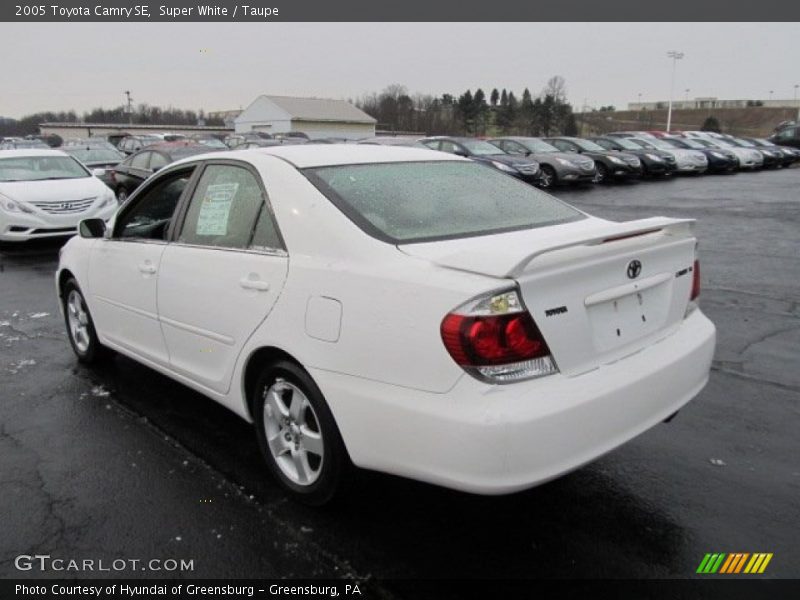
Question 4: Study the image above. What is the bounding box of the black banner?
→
[4,579,800,600]
[2,0,800,22]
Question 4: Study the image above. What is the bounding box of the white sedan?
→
[0,149,117,242]
[56,145,716,504]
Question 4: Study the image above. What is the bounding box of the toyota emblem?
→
[627,260,642,279]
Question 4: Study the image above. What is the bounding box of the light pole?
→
[684,88,690,104]
[795,84,799,120]
[637,92,642,121]
[124,90,133,124]
[666,51,684,132]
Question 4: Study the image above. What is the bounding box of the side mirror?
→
[91,168,106,178]
[79,218,106,239]
[151,165,162,173]
[454,149,469,158]
[525,150,532,157]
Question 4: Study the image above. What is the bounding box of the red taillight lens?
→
[441,312,550,367]
[690,259,700,301]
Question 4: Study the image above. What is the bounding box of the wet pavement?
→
[1,167,798,587]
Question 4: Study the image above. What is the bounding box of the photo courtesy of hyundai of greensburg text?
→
[0,2,798,599]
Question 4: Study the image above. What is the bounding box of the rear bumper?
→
[313,309,716,494]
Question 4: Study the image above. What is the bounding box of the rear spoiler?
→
[505,217,695,278]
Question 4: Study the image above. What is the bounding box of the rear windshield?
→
[304,160,584,243]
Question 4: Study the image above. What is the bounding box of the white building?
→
[234,95,376,139]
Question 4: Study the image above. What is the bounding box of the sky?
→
[1,22,798,118]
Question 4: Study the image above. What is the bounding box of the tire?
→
[539,165,557,189]
[62,278,109,364]
[116,187,128,204]
[593,162,608,184]
[253,360,349,505]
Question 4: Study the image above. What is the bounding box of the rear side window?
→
[305,161,584,244]
[178,164,274,250]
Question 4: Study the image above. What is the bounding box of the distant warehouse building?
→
[234,95,376,139]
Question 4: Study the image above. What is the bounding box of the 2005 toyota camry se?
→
[56,145,716,504]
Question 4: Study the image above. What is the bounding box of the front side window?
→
[178,164,274,250]
[305,160,584,244]
[114,169,194,240]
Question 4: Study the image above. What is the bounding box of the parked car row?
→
[404,130,797,189]
[2,126,795,245]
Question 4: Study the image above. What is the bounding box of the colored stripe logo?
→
[697,553,773,574]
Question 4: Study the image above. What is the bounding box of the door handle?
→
[239,277,270,292]
[138,263,157,275]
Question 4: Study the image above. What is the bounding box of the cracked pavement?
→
[0,167,798,586]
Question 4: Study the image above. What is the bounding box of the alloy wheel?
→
[66,290,90,353]
[262,378,324,486]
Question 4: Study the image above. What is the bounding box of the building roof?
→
[39,122,231,132]
[242,95,376,124]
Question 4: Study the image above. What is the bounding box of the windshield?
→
[0,155,89,182]
[460,140,504,156]
[518,139,559,153]
[641,138,674,150]
[695,139,720,148]
[63,147,125,163]
[572,139,607,152]
[305,161,584,243]
[168,146,218,160]
[662,139,688,149]
[611,138,642,150]
[731,138,754,147]
[194,138,227,149]
[678,139,705,149]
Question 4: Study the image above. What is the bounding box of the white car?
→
[0,149,117,242]
[628,137,709,173]
[55,146,716,504]
[694,138,764,169]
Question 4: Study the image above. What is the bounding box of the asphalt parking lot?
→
[1,168,798,588]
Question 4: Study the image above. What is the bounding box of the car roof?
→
[171,144,463,170]
[0,149,68,158]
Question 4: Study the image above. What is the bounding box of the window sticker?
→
[196,182,239,235]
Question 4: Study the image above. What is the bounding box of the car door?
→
[157,161,288,394]
[87,165,198,366]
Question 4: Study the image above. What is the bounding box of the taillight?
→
[109,170,117,183]
[690,259,700,301]
[441,289,558,383]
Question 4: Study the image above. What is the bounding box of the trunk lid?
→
[400,216,697,376]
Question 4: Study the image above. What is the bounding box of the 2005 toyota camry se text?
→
[55,145,716,505]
